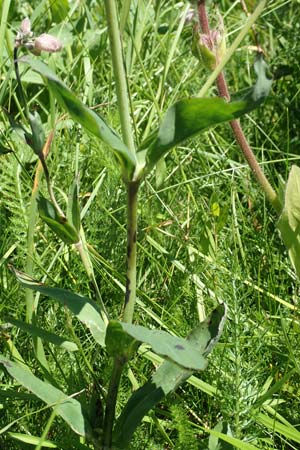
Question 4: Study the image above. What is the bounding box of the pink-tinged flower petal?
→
[34,34,62,53]
[20,18,31,35]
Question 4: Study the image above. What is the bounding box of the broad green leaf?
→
[116,323,207,370]
[122,302,226,370]
[143,56,272,170]
[67,177,81,233]
[0,355,87,436]
[22,58,137,180]
[113,304,227,448]
[10,266,107,347]
[7,317,78,352]
[8,432,57,448]
[37,194,80,245]
[277,165,300,279]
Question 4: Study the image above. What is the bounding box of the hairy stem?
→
[123,181,139,323]
[103,357,124,448]
[197,0,282,214]
[102,181,139,448]
[102,3,140,446]
[104,0,135,155]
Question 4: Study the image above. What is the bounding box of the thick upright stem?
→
[102,181,139,448]
[123,181,139,323]
[104,0,135,154]
[103,357,124,448]
[197,1,282,214]
[102,4,140,446]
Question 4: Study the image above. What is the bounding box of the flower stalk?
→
[197,0,282,214]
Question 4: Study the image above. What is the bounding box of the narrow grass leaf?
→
[144,56,272,169]
[205,429,259,450]
[9,266,106,347]
[21,58,137,179]
[256,412,300,444]
[0,355,87,436]
[8,432,57,448]
[7,318,78,352]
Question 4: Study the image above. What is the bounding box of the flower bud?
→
[20,18,32,36]
[192,17,226,71]
[15,17,33,47]
[34,34,62,53]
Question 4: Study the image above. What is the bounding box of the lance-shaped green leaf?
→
[28,111,45,156]
[67,177,81,234]
[9,266,107,347]
[113,304,227,448]
[277,165,300,279]
[21,58,137,180]
[108,321,208,370]
[37,194,79,245]
[0,355,87,436]
[143,55,272,170]
[8,433,57,448]
[7,317,78,352]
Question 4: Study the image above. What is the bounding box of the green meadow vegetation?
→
[0,0,300,449]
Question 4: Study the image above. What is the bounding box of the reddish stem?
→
[196,1,281,214]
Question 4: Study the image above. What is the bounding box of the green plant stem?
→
[103,357,124,449]
[102,181,139,448]
[123,181,139,323]
[104,0,135,155]
[197,0,282,214]
[102,4,140,446]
